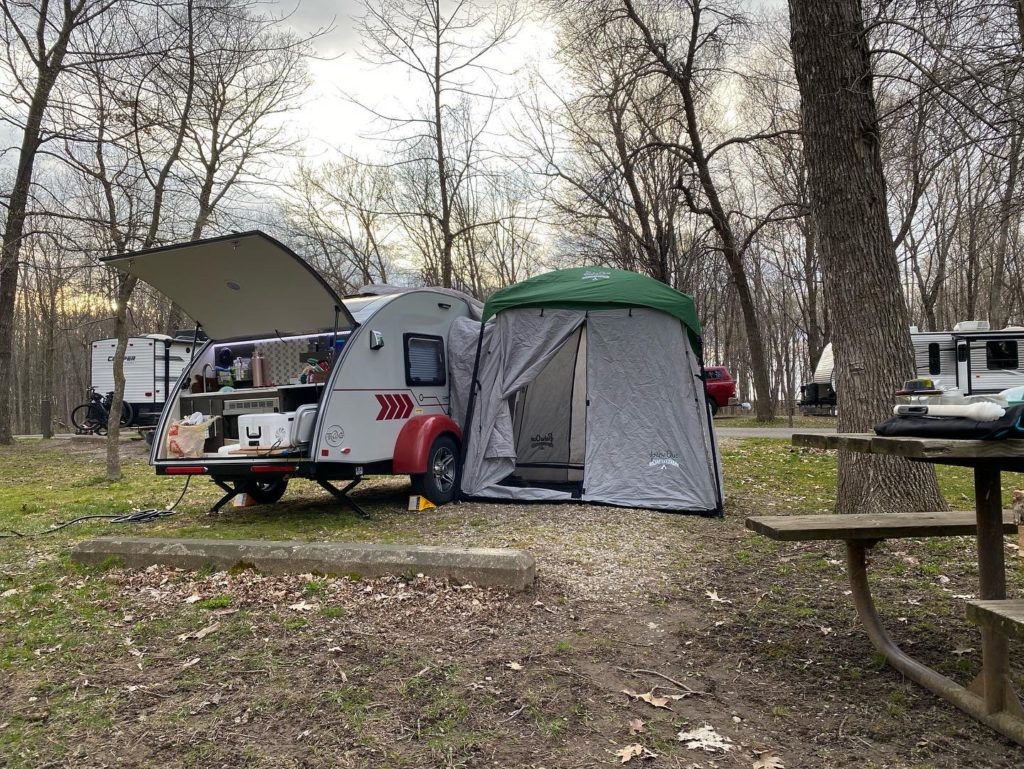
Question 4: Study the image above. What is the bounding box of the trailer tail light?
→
[166,465,208,475]
[321,449,329,457]
[252,465,297,474]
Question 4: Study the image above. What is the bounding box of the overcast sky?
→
[278,0,558,162]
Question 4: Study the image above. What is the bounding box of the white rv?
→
[102,231,478,513]
[90,335,196,426]
[808,321,1024,399]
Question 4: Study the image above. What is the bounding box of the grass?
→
[716,414,837,429]
[719,438,977,514]
[1,436,1022,769]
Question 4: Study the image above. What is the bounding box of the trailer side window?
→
[986,340,1018,370]
[927,343,941,375]
[404,334,446,387]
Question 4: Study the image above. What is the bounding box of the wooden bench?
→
[746,510,1018,542]
[746,508,1024,744]
[968,600,1024,643]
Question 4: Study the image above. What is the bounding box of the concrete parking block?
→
[72,537,536,591]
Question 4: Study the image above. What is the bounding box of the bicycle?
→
[71,388,134,435]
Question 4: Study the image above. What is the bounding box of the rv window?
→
[404,334,446,387]
[927,343,941,375]
[986,340,1018,370]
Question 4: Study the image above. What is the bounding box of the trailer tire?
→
[708,400,719,417]
[238,478,289,505]
[411,434,459,505]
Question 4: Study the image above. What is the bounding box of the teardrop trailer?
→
[102,231,479,515]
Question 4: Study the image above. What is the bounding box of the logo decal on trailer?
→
[375,393,414,420]
[325,425,345,446]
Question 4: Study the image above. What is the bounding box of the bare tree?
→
[0,0,129,443]
[52,0,311,478]
[355,0,521,288]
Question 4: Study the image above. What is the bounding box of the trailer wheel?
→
[238,478,289,505]
[708,400,719,417]
[411,434,459,505]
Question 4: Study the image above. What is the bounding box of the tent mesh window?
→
[405,334,446,386]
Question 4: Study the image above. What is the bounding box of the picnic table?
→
[746,433,1024,745]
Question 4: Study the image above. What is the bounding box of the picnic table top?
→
[792,431,1024,462]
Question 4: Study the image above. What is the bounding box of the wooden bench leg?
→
[974,465,1015,716]
[845,540,1024,745]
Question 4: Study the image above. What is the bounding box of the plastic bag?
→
[167,416,217,458]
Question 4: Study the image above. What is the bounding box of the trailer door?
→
[956,341,970,393]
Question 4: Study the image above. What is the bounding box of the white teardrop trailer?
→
[103,231,476,515]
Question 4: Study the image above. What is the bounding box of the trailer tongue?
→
[101,230,356,341]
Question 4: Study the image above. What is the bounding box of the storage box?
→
[292,404,317,445]
[238,412,296,450]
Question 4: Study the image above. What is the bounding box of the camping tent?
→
[449,267,723,515]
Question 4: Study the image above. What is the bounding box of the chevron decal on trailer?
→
[375,392,415,421]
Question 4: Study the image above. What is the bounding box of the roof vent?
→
[953,320,990,332]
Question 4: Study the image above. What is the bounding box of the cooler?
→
[238,412,296,450]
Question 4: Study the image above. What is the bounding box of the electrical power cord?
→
[0,476,192,539]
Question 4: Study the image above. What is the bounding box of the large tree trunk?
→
[789,0,945,515]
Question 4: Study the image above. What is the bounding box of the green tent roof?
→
[483,267,702,352]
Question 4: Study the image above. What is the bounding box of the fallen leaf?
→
[182,657,200,669]
[705,590,733,604]
[622,688,672,710]
[177,621,220,643]
[506,661,523,671]
[676,723,733,752]
[184,595,201,604]
[952,647,975,656]
[938,575,951,585]
[288,600,317,611]
[0,588,19,598]
[614,743,656,763]
[628,718,645,735]
[753,756,784,769]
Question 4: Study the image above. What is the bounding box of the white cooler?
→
[238,412,296,449]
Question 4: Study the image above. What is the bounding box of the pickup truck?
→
[703,366,736,415]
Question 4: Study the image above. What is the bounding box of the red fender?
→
[392,415,462,474]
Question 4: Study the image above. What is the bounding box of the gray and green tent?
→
[449,267,723,514]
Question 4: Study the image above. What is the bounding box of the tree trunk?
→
[106,276,138,480]
[0,66,62,443]
[789,0,945,515]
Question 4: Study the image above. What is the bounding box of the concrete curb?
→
[71,537,536,591]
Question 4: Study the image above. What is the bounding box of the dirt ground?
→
[1,438,1023,768]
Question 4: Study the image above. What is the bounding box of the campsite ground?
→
[1,435,1022,769]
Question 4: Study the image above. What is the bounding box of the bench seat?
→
[967,600,1024,643]
[746,510,1018,542]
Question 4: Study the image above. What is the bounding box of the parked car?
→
[703,366,736,415]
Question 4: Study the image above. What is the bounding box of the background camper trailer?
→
[102,231,480,513]
[801,321,1024,413]
[89,334,197,426]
